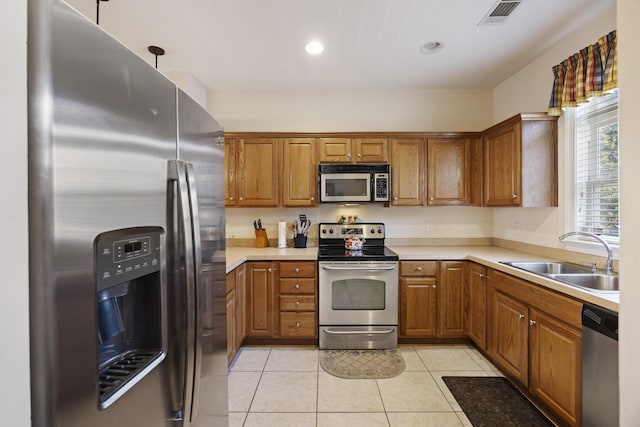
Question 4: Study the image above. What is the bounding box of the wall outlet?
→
[514,222,521,234]
[426,222,434,232]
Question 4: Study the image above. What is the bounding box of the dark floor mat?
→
[442,376,555,427]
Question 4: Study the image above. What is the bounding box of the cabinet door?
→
[282,138,317,206]
[318,138,352,162]
[237,138,279,206]
[247,262,278,337]
[390,138,424,206]
[467,263,487,349]
[438,261,467,337]
[224,138,237,206]
[235,264,247,349]
[400,277,437,337]
[491,291,529,385]
[226,289,236,364]
[483,123,521,206]
[427,138,471,205]
[354,138,389,163]
[530,309,581,426]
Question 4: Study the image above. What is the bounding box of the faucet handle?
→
[581,260,598,272]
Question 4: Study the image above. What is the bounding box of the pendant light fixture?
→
[147,46,165,69]
[96,0,109,26]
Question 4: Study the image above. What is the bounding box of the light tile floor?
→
[228,344,504,427]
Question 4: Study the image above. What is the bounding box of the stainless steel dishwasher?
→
[582,304,619,427]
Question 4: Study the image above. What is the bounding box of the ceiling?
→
[65,0,615,92]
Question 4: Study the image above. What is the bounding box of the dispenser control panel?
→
[95,227,163,291]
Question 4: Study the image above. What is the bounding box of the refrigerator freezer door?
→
[177,89,228,427]
[29,2,177,426]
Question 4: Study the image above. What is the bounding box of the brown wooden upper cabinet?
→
[426,138,479,206]
[235,138,279,207]
[390,138,424,206]
[482,113,558,207]
[281,138,317,207]
[224,138,237,206]
[319,137,389,163]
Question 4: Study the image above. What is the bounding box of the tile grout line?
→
[241,347,272,426]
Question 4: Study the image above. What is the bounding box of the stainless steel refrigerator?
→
[28,1,228,426]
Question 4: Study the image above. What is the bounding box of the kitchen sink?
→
[500,261,619,293]
[501,261,590,275]
[547,273,619,292]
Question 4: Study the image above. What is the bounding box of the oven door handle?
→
[323,328,396,335]
[321,265,397,271]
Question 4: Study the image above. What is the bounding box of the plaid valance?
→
[548,30,617,116]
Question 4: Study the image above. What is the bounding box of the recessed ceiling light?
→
[305,40,324,55]
[419,41,444,54]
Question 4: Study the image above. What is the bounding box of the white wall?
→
[1,0,31,425]
[166,71,209,109]
[208,88,492,132]
[491,6,616,253]
[618,0,640,424]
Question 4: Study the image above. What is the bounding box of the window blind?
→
[574,90,619,240]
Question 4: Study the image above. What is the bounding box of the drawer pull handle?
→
[529,320,537,326]
[417,267,423,272]
[295,283,300,289]
[295,322,300,328]
[519,314,525,320]
[295,267,300,273]
[295,301,300,306]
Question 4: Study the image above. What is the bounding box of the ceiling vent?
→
[478,0,524,26]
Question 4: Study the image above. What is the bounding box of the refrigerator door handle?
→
[167,159,198,425]
[184,161,204,422]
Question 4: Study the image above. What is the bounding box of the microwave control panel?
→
[374,173,389,201]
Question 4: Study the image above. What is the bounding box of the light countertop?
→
[225,245,619,312]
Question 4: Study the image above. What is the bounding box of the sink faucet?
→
[558,231,614,274]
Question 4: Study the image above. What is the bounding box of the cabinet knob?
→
[479,274,485,278]
[239,196,244,201]
[519,313,525,320]
[432,285,436,289]
[393,197,398,201]
[347,153,352,159]
[512,194,517,199]
[295,267,300,273]
[311,197,315,201]
[295,283,300,289]
[267,268,272,273]
[529,320,537,326]
[295,301,300,305]
[417,267,423,272]
[429,197,434,201]
[230,196,234,201]
[295,322,300,328]
[357,153,362,157]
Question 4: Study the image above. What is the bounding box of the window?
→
[573,89,619,242]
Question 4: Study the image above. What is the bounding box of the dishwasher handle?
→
[582,303,618,341]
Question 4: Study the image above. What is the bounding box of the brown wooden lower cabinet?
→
[438,261,467,337]
[467,263,487,349]
[487,268,582,427]
[226,288,237,364]
[235,264,247,350]
[400,276,437,337]
[246,262,278,337]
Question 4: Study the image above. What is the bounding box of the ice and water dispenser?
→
[94,227,166,409]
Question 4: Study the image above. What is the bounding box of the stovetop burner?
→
[317,222,398,261]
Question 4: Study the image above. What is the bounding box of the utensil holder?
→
[293,235,307,248]
[255,229,268,248]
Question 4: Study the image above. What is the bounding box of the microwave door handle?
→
[167,159,197,424]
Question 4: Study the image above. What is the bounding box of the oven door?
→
[318,261,398,325]
[320,172,371,202]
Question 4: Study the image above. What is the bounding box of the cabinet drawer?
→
[280,295,316,312]
[279,261,316,278]
[400,261,437,277]
[280,312,317,337]
[280,278,316,294]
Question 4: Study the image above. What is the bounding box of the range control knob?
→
[377,229,383,234]
[329,229,334,234]
[322,229,327,234]
[370,229,375,234]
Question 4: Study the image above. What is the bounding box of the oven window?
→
[331,279,385,310]
[325,178,368,197]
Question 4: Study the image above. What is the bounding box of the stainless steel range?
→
[318,223,399,349]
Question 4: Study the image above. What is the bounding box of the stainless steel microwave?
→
[318,164,391,203]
